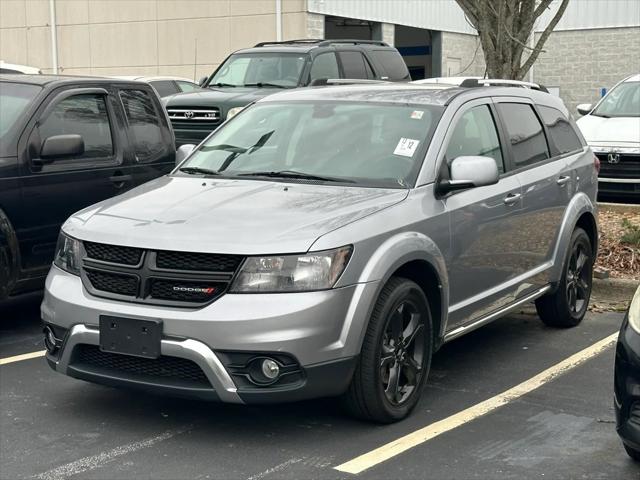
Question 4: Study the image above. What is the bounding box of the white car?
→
[576,74,640,201]
[0,61,41,74]
[110,75,200,98]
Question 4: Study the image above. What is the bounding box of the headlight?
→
[53,233,82,275]
[226,106,244,120]
[628,286,640,334]
[230,246,352,293]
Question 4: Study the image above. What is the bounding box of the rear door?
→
[17,85,126,273]
[116,87,175,186]
[495,99,573,285]
[441,99,524,328]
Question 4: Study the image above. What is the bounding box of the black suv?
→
[0,75,175,300]
[164,39,411,146]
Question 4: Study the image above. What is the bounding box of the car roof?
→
[623,74,640,82]
[259,83,567,109]
[0,73,148,87]
[110,75,196,83]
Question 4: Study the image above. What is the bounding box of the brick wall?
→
[306,12,324,39]
[441,31,486,77]
[533,27,640,114]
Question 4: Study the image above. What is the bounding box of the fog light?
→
[43,326,58,354]
[261,359,280,380]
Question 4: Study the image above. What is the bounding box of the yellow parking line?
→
[335,332,618,475]
[0,350,46,365]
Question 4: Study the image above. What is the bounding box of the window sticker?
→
[393,138,420,157]
[410,110,424,120]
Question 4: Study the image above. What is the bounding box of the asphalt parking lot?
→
[1,295,637,480]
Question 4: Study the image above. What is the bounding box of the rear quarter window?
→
[537,105,583,155]
[371,50,410,80]
[497,103,549,169]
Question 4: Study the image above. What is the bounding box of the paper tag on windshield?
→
[393,138,420,157]
[410,110,424,120]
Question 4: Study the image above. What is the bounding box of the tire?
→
[344,277,433,423]
[535,227,593,328]
[624,444,640,462]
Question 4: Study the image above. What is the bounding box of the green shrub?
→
[621,218,640,246]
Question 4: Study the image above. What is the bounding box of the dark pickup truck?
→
[164,39,411,147]
[0,75,175,300]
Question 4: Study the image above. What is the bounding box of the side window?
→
[38,94,113,160]
[177,81,199,93]
[309,53,339,82]
[537,105,583,155]
[148,80,178,98]
[338,51,374,79]
[497,103,549,168]
[371,50,410,80]
[445,104,504,173]
[119,89,165,163]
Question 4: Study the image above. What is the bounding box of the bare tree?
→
[455,0,570,80]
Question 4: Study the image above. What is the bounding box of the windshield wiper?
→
[178,166,221,176]
[591,112,610,118]
[209,82,237,88]
[243,82,289,89]
[237,170,354,183]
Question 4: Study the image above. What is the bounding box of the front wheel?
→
[536,227,593,328]
[344,277,433,423]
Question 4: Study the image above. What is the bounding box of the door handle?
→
[109,174,133,187]
[503,192,521,206]
[556,175,570,186]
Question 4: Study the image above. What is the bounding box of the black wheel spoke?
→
[386,362,402,402]
[402,357,422,385]
[390,309,403,343]
[575,250,588,275]
[403,316,423,348]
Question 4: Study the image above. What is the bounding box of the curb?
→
[593,277,638,296]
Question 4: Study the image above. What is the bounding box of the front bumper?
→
[614,313,640,450]
[42,266,378,403]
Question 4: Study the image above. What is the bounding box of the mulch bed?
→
[596,206,640,281]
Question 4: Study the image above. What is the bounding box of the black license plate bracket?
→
[99,316,162,359]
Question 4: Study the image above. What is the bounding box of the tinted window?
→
[497,103,549,168]
[119,89,164,163]
[538,105,583,155]
[445,105,504,173]
[338,51,374,79]
[38,94,113,159]
[177,81,198,92]
[149,80,178,97]
[371,50,410,80]
[309,53,339,82]
[0,82,40,138]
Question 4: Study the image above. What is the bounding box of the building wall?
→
[0,0,307,79]
[440,31,485,77]
[533,26,640,114]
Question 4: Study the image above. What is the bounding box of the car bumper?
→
[42,266,379,403]
[598,177,640,199]
[614,313,640,450]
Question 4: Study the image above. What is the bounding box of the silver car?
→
[42,81,599,423]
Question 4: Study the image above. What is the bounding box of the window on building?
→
[497,103,549,168]
[537,105,583,155]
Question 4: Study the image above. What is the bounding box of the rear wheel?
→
[535,227,593,328]
[344,277,433,423]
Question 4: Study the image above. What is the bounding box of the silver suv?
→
[42,80,599,423]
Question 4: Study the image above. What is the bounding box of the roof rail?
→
[460,78,549,93]
[317,39,389,47]
[309,78,389,87]
[254,39,325,47]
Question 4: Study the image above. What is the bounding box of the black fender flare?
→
[0,208,19,300]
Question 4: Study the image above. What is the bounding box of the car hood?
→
[576,114,640,146]
[63,177,408,254]
[164,87,285,109]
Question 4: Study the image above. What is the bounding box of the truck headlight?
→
[53,233,82,275]
[628,286,640,334]
[230,246,352,293]
[226,106,244,120]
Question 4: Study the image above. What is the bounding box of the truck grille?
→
[595,153,640,180]
[73,344,210,387]
[80,242,244,307]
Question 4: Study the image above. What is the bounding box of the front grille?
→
[85,268,138,296]
[149,279,225,302]
[596,153,640,179]
[156,250,242,272]
[84,242,142,266]
[167,107,220,122]
[74,344,210,386]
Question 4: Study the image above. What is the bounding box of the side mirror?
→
[438,156,499,195]
[199,76,208,87]
[176,144,195,165]
[577,103,593,116]
[40,134,84,161]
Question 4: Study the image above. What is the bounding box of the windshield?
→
[0,82,41,138]
[177,101,443,188]
[208,53,308,88]
[593,81,640,117]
